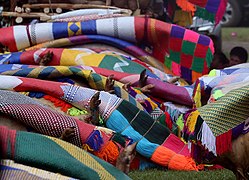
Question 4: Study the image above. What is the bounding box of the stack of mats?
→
[0,77,198,171]
[0,17,214,83]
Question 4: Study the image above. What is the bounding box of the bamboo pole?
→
[22,3,119,10]
[1,11,56,19]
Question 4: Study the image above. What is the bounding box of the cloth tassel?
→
[67,107,88,116]
[43,95,72,112]
[85,130,104,152]
[151,146,198,171]
[198,121,216,156]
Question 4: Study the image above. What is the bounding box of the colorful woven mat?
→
[0,77,198,171]
[0,17,214,83]
[1,159,76,180]
[0,126,130,180]
[182,84,249,161]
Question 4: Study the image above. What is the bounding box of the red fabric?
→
[162,134,190,156]
[194,44,209,58]
[202,60,209,74]
[180,53,193,68]
[14,77,65,97]
[189,0,208,7]
[0,27,17,52]
[20,48,63,65]
[130,156,140,170]
[93,66,133,80]
[216,130,232,155]
[164,112,173,130]
[169,38,183,52]
[0,126,9,158]
[134,18,146,42]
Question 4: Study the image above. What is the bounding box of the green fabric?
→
[182,41,196,55]
[14,132,101,180]
[164,56,172,69]
[192,57,204,72]
[205,48,213,67]
[0,129,130,180]
[99,55,145,74]
[116,100,171,145]
[195,7,215,23]
[169,50,181,63]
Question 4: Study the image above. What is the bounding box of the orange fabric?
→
[192,71,202,82]
[176,0,196,12]
[151,146,198,171]
[94,141,119,165]
[43,95,72,112]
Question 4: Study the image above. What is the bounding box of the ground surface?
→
[222,27,249,60]
[129,169,235,180]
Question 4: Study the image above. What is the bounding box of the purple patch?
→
[205,0,220,13]
[181,66,192,83]
[198,35,211,46]
[232,123,244,139]
[69,35,91,44]
[171,25,185,39]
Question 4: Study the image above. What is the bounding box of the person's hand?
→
[89,92,101,111]
[122,82,132,92]
[105,75,115,94]
[168,76,180,84]
[39,51,53,66]
[141,84,154,93]
[60,126,75,141]
[139,69,148,88]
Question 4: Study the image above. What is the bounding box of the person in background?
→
[229,46,248,66]
[210,51,229,70]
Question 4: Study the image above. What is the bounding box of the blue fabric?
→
[106,110,159,158]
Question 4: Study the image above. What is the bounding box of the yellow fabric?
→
[1,159,73,179]
[48,137,115,180]
[186,111,200,133]
[173,10,193,27]
[193,82,202,108]
[60,49,103,66]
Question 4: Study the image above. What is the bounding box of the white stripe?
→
[117,17,136,42]
[0,75,22,90]
[13,26,30,50]
[96,18,115,38]
[96,17,136,43]
[33,23,54,44]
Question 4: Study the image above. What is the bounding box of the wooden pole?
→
[2,11,55,19]
[22,3,119,10]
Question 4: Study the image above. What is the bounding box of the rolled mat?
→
[0,17,214,83]
[0,126,130,180]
